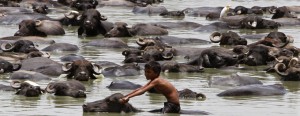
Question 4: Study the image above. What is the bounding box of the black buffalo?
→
[0,40,38,53]
[217,84,287,96]
[45,80,86,98]
[11,80,44,97]
[82,93,140,112]
[14,20,65,37]
[0,60,21,73]
[105,22,168,37]
[209,31,247,45]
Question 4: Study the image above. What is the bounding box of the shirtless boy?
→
[119,61,181,113]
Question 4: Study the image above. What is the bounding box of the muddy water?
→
[0,0,300,116]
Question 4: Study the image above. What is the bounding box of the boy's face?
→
[144,68,158,80]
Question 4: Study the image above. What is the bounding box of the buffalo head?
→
[274,57,300,81]
[82,93,139,112]
[14,20,65,37]
[11,80,43,97]
[240,16,280,29]
[71,0,98,11]
[0,60,21,73]
[271,6,297,19]
[62,59,102,81]
[178,88,206,100]
[105,22,132,37]
[1,40,38,53]
[45,80,86,98]
[78,9,108,36]
[210,31,247,45]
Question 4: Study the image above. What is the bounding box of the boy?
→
[119,61,181,113]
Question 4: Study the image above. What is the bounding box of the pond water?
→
[0,0,300,116]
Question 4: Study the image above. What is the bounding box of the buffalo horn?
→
[45,83,55,93]
[62,62,73,72]
[136,37,146,46]
[10,80,21,89]
[162,52,173,60]
[35,20,42,26]
[100,15,107,21]
[1,42,15,52]
[288,57,299,67]
[209,32,222,43]
[65,11,79,19]
[92,64,102,75]
[274,63,288,76]
[24,80,40,87]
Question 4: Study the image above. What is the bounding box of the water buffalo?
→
[105,22,168,37]
[161,61,203,73]
[217,84,287,96]
[70,0,98,11]
[235,45,277,66]
[122,48,146,63]
[20,57,63,76]
[209,74,263,87]
[136,36,209,46]
[41,43,79,51]
[209,31,247,45]
[84,37,128,48]
[102,63,141,77]
[132,5,167,15]
[53,11,81,26]
[150,22,202,29]
[178,88,206,100]
[274,57,300,81]
[0,0,21,7]
[78,9,113,37]
[0,40,38,53]
[45,80,86,98]
[186,47,239,69]
[106,80,142,90]
[238,16,281,29]
[32,4,48,14]
[11,80,44,97]
[62,59,102,81]
[83,93,210,114]
[60,54,85,62]
[0,60,21,73]
[0,11,51,25]
[10,70,51,81]
[249,31,294,48]
[159,10,185,18]
[82,93,139,112]
[271,6,297,19]
[14,20,65,37]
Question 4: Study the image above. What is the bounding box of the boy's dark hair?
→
[145,61,161,74]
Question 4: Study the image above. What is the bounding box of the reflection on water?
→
[0,0,300,115]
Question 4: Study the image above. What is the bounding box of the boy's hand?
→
[119,97,129,104]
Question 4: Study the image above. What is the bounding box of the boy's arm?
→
[120,80,157,103]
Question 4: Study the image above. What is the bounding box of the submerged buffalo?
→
[45,80,86,98]
[11,80,44,97]
[217,84,287,96]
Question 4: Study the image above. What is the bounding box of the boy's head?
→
[145,61,161,75]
